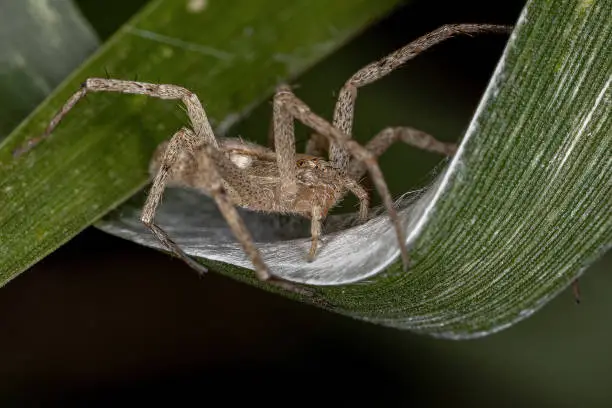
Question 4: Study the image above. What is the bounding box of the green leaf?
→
[1,0,610,339]
[96,0,612,335]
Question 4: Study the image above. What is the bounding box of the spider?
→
[16,24,512,295]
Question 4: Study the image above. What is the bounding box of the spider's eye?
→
[297,159,305,167]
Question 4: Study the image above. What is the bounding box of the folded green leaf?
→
[1,0,610,338]
[98,0,612,336]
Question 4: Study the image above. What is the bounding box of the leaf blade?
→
[100,0,612,336]
[1,0,610,338]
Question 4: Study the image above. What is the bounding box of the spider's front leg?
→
[193,144,321,296]
[273,85,410,270]
[14,78,219,157]
[272,88,369,262]
[308,206,324,261]
[146,128,316,297]
[272,89,321,260]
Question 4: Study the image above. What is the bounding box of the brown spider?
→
[16,24,512,295]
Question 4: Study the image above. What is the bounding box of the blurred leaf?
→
[0,0,99,138]
[1,0,610,339]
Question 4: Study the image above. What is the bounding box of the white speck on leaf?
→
[187,0,208,13]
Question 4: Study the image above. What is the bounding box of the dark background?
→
[1,0,611,406]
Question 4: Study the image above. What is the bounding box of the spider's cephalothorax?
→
[218,140,366,220]
[20,24,512,295]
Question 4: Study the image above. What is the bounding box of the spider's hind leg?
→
[330,24,512,172]
[349,126,458,180]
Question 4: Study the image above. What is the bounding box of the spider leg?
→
[271,89,327,261]
[14,78,218,156]
[272,88,298,199]
[349,126,458,180]
[145,127,315,297]
[274,86,410,270]
[330,24,512,172]
[344,179,370,221]
[307,206,323,261]
[141,127,209,275]
[195,143,317,296]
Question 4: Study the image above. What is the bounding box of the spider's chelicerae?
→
[17,24,511,295]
